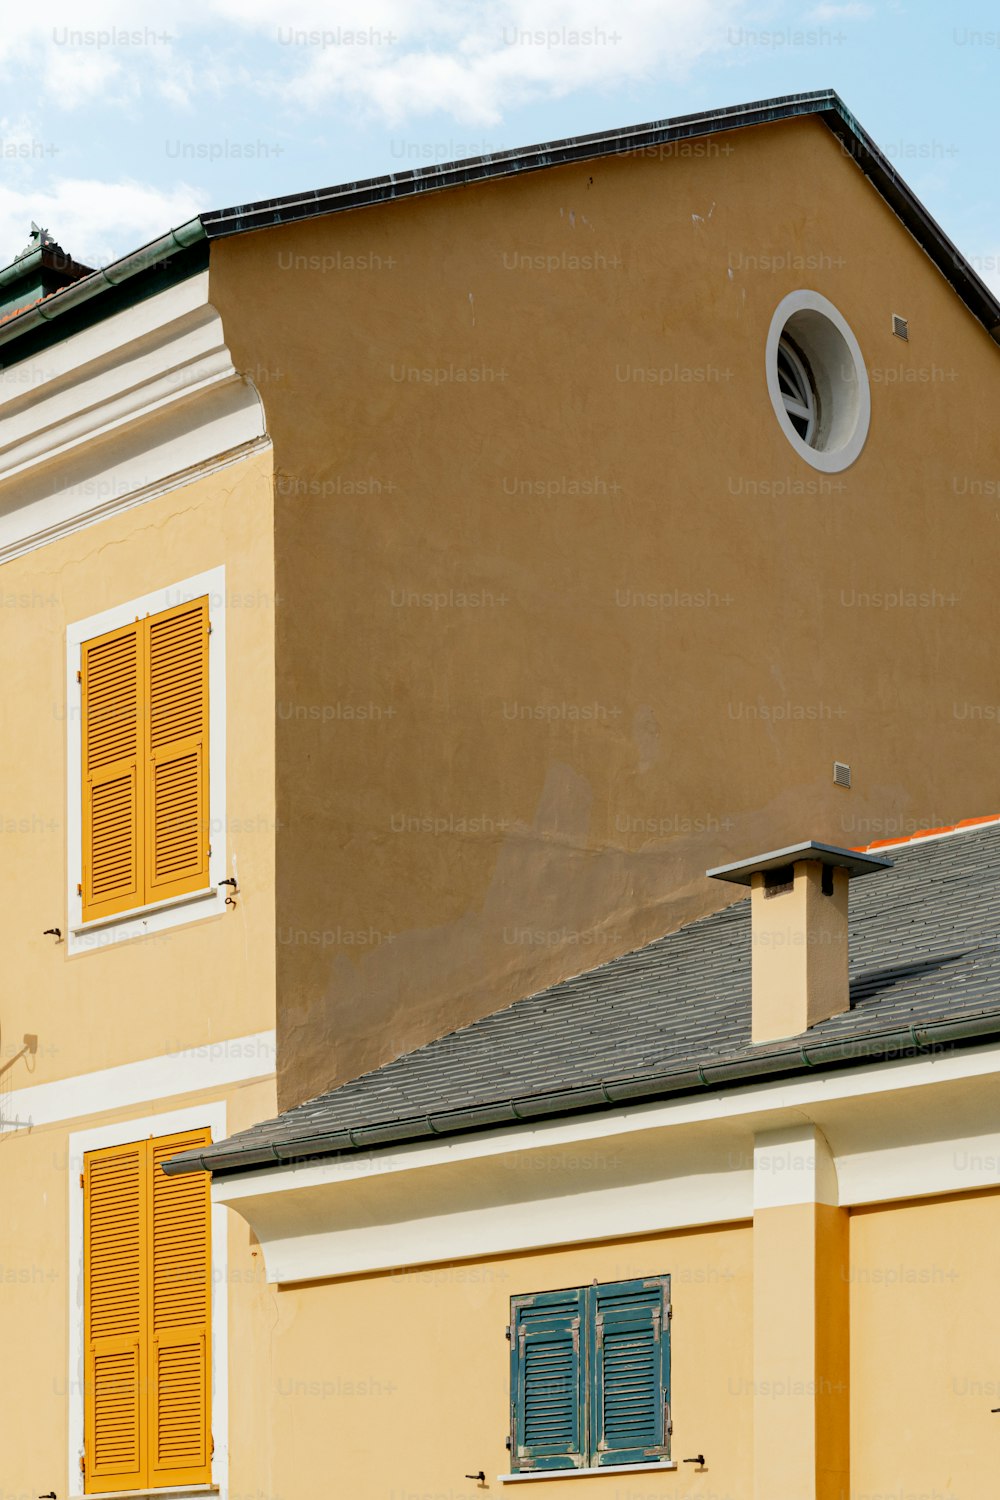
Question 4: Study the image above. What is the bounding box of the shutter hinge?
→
[79,1172,84,1188]
[76,669,82,683]
[667,1302,672,1320]
[208,621,213,635]
[505,1324,511,1340]
[77,883,83,897]
[80,1454,86,1473]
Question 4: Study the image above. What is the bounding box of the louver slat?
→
[148,1130,212,1486]
[81,624,141,921]
[591,1278,670,1466]
[511,1288,586,1471]
[84,1142,146,1493]
[145,599,209,903]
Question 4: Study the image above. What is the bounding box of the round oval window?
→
[765,291,870,472]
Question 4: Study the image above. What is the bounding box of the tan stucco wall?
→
[850,1188,1000,1500]
[0,447,276,1085]
[266,1224,752,1498]
[208,114,1000,1107]
[0,1074,278,1500]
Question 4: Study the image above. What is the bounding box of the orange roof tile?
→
[852,814,1000,854]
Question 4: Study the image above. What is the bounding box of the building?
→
[0,87,998,1498]
[170,818,1000,1500]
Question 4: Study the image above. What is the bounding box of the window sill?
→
[499,1464,677,1483]
[69,1488,218,1500]
[72,885,218,935]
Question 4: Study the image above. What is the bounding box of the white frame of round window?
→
[765,290,871,473]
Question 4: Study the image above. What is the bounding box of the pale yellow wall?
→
[209,115,1000,1108]
[0,447,276,1085]
[754,1202,849,1500]
[266,1225,752,1498]
[223,1077,283,1500]
[0,1074,278,1500]
[850,1189,1000,1500]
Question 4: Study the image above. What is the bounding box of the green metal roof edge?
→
[163,1007,1000,1178]
[0,218,206,365]
[1,89,998,362]
[0,245,44,293]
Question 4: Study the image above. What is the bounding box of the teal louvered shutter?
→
[590,1276,670,1466]
[510,1288,587,1471]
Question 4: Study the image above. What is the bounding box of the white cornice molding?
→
[0,271,268,562]
[212,1042,1000,1282]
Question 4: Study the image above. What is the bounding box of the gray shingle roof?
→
[168,823,1000,1177]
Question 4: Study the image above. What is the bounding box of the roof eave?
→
[1,90,997,361]
[0,217,207,363]
[197,88,1000,346]
[163,1006,1000,1179]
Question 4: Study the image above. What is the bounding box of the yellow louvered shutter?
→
[81,623,142,922]
[148,1130,212,1487]
[84,1141,148,1494]
[144,599,210,904]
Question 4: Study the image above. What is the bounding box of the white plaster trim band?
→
[0,435,271,566]
[212,1040,1000,1283]
[240,1166,754,1283]
[68,1103,230,1500]
[0,271,268,562]
[7,1028,275,1129]
[66,565,227,955]
[753,1124,838,1210]
[498,1464,678,1482]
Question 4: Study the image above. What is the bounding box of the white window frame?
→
[65,565,228,955]
[67,1101,229,1500]
[765,290,871,473]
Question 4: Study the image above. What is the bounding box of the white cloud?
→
[271,0,752,124]
[0,0,754,125]
[807,3,872,18]
[0,177,202,269]
[43,47,132,109]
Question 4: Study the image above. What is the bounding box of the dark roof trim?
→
[163,1006,1000,1179]
[199,87,1000,345]
[708,840,893,885]
[1,91,998,363]
[201,89,839,235]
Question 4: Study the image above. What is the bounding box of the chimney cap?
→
[707,839,893,886]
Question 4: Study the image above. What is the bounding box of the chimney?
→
[0,224,93,322]
[707,841,892,1043]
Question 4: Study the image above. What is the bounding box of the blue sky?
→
[0,0,996,293]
